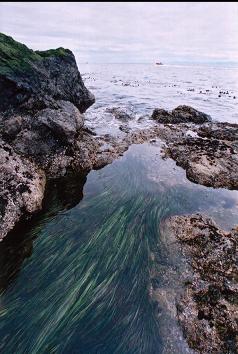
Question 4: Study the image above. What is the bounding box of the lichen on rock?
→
[158,214,238,354]
[0,139,46,240]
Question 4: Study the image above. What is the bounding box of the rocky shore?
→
[156,214,238,354]
[0,33,237,353]
[1,33,237,240]
[0,33,95,239]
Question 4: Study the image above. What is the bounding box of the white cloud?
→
[0,2,238,63]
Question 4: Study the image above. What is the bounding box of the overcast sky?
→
[0,2,238,63]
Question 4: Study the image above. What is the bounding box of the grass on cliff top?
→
[0,33,70,76]
[35,48,71,58]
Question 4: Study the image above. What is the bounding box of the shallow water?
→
[82,63,238,135]
[0,141,237,353]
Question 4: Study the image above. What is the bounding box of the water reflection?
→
[0,225,33,292]
[0,171,87,293]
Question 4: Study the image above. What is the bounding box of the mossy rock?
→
[0,33,71,77]
[0,33,41,76]
[0,32,95,113]
[36,48,72,58]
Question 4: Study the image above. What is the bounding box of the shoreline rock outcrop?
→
[158,214,238,354]
[152,105,211,124]
[0,33,95,113]
[0,32,237,243]
[0,33,96,240]
[164,121,238,189]
[150,105,238,190]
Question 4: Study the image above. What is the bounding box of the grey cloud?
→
[0,2,237,63]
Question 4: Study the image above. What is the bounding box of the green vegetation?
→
[0,32,70,76]
[36,47,71,58]
[0,32,41,75]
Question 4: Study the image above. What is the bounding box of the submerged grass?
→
[0,143,237,353]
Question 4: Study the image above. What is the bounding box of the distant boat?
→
[156,62,163,65]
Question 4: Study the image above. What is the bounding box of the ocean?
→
[82,63,238,136]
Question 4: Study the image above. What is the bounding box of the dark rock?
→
[151,108,173,123]
[198,122,238,142]
[0,33,95,113]
[2,101,85,157]
[119,125,131,133]
[36,101,84,144]
[152,105,211,124]
[0,33,96,239]
[172,105,211,123]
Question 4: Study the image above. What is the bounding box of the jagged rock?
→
[0,140,46,240]
[0,33,96,239]
[0,33,95,113]
[172,105,211,124]
[1,101,85,157]
[0,33,95,165]
[166,128,238,189]
[36,101,84,144]
[198,122,238,141]
[152,105,211,124]
[161,214,238,354]
[151,108,173,123]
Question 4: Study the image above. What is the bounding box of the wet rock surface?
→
[165,121,238,189]
[105,106,135,122]
[0,139,46,240]
[97,115,238,191]
[159,214,238,354]
[152,105,211,124]
[198,122,238,141]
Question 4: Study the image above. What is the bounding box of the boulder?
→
[2,101,85,156]
[152,105,211,124]
[36,100,84,144]
[172,105,211,124]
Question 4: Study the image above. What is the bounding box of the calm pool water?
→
[0,142,237,353]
